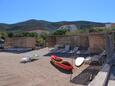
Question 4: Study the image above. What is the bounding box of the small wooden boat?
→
[50,55,73,71]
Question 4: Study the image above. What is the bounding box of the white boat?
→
[75,57,84,67]
[20,54,39,63]
[20,57,31,63]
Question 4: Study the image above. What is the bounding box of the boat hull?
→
[50,55,73,71]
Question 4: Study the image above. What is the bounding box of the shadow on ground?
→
[44,52,91,58]
[1,49,33,54]
[50,61,73,74]
[44,53,72,57]
[70,65,101,85]
[0,47,44,54]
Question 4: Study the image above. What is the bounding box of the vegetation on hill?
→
[52,30,67,35]
[0,19,105,32]
[52,27,115,36]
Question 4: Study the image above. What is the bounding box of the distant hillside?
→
[0,19,106,32]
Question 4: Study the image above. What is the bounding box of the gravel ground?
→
[0,48,89,86]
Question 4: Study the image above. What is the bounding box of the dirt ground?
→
[0,48,89,86]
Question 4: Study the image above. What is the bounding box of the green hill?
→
[0,19,105,32]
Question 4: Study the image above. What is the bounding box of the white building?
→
[58,24,78,31]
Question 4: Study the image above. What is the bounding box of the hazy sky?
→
[0,0,115,23]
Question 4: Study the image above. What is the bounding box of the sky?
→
[0,0,115,24]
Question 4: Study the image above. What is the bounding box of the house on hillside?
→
[111,23,115,28]
[105,23,112,29]
[58,24,78,31]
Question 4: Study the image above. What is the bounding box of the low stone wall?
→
[46,36,56,47]
[55,35,89,48]
[89,33,106,53]
[4,37,36,49]
[46,33,114,54]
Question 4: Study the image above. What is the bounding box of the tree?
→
[52,30,67,35]
[36,36,44,46]
[29,32,38,37]
[8,32,13,37]
[0,32,8,39]
[40,32,48,40]
[7,31,38,37]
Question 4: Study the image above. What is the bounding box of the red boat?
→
[50,55,73,71]
[51,55,63,62]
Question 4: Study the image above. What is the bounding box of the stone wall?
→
[46,33,114,54]
[89,33,114,54]
[56,35,89,48]
[46,35,89,48]
[4,37,36,49]
[46,36,56,47]
[89,33,106,53]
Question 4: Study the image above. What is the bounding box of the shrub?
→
[52,30,67,35]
